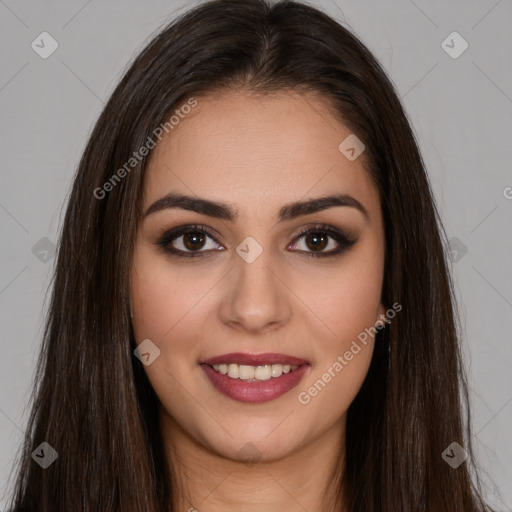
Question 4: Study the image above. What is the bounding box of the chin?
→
[206,430,304,464]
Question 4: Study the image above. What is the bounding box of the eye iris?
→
[305,232,328,251]
[183,231,206,251]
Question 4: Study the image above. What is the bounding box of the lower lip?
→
[201,364,310,403]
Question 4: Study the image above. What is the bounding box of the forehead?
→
[143,91,380,221]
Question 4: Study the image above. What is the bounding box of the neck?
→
[158,408,347,512]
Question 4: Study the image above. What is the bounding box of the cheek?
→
[130,253,204,411]
[130,247,209,344]
[325,276,382,344]
[293,252,384,349]
[291,249,383,412]
[294,273,380,421]
[296,343,374,430]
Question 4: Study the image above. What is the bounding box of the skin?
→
[130,90,387,512]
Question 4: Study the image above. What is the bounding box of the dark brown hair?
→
[6,0,495,510]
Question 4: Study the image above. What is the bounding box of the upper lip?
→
[201,352,309,366]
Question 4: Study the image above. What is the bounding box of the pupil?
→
[306,233,327,251]
[184,232,205,250]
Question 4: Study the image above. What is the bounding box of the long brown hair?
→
[6,0,495,510]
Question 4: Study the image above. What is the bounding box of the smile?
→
[200,352,310,403]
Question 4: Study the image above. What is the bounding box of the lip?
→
[201,361,310,404]
[201,352,309,366]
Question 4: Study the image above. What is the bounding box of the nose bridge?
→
[221,240,291,331]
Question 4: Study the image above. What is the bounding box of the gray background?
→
[0,0,511,509]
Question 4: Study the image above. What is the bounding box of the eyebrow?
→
[142,192,369,222]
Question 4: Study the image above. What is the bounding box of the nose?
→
[219,250,292,334]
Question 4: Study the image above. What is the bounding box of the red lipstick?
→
[200,352,310,404]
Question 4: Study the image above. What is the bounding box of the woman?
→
[6,0,495,510]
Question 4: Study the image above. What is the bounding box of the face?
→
[130,90,387,463]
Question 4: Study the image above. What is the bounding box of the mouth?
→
[200,352,310,403]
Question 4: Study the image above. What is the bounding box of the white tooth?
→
[271,364,283,377]
[254,365,272,380]
[238,365,255,380]
[217,363,299,380]
[227,363,239,378]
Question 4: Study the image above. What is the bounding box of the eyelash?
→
[156,223,358,259]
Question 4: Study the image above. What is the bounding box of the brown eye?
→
[304,232,329,252]
[156,225,224,258]
[183,231,207,251]
[289,224,359,258]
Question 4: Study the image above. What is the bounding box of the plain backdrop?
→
[0,0,511,509]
